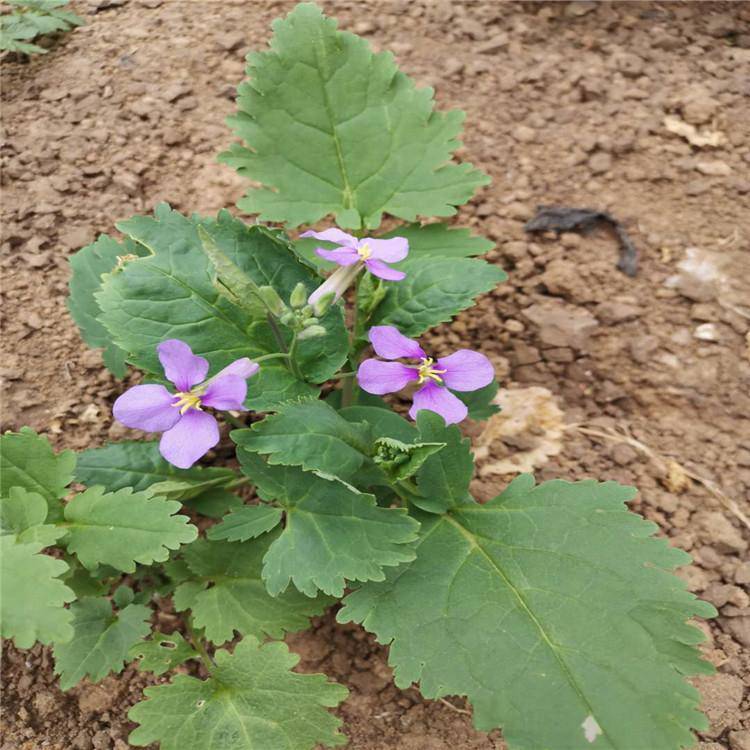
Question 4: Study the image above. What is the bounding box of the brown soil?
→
[2,1,749,749]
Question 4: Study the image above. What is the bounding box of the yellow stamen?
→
[172,391,203,415]
[358,243,372,261]
[417,357,447,385]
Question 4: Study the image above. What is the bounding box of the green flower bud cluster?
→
[269,282,335,340]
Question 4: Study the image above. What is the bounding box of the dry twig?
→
[567,424,750,531]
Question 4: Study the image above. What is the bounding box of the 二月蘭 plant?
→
[0,0,82,55]
[2,4,716,749]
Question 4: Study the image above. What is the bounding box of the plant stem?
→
[341,276,362,408]
[288,333,303,380]
[330,370,357,380]
[186,618,214,672]
[254,352,291,363]
[266,313,288,353]
[223,412,246,429]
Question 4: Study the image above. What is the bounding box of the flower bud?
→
[297,324,326,340]
[312,291,336,317]
[258,286,286,316]
[289,282,308,309]
[302,316,320,328]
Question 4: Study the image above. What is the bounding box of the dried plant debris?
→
[663,116,725,149]
[525,205,639,277]
[474,386,565,476]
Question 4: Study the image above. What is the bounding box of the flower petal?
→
[157,339,209,392]
[211,357,260,381]
[437,350,495,392]
[368,326,425,360]
[159,410,219,469]
[365,258,406,281]
[201,375,248,410]
[113,384,181,433]
[357,359,419,395]
[363,236,409,263]
[315,247,360,266]
[300,228,358,248]
[408,382,468,425]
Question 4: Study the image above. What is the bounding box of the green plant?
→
[0,0,82,55]
[1,4,715,749]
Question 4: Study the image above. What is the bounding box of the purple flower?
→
[113,340,259,469]
[300,228,409,305]
[357,326,494,425]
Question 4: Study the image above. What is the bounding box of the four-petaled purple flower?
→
[301,228,409,306]
[358,326,494,425]
[113,339,259,469]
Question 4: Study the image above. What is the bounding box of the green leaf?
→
[176,535,330,645]
[96,205,345,399]
[196,224,268,318]
[1,0,82,55]
[0,535,75,648]
[456,380,500,421]
[67,235,148,377]
[207,504,283,542]
[261,467,420,597]
[61,561,108,599]
[410,411,474,514]
[129,631,198,676]
[340,476,716,749]
[370,256,506,337]
[220,3,488,229]
[183,488,245,519]
[54,597,151,690]
[382,223,494,259]
[75,440,236,495]
[340,405,418,442]
[64,486,198,573]
[232,398,371,480]
[128,636,347,749]
[0,487,67,546]
[372,437,445,481]
[0,428,75,521]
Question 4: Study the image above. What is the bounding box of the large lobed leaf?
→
[54,597,151,690]
[381,222,494,259]
[129,636,348,750]
[236,455,420,597]
[220,2,489,229]
[369,255,506,337]
[232,398,371,481]
[0,534,75,648]
[174,535,330,645]
[75,440,235,496]
[67,235,148,376]
[95,204,346,407]
[0,427,75,521]
[410,411,474,514]
[129,631,199,676]
[1,486,68,546]
[64,486,198,573]
[340,476,715,750]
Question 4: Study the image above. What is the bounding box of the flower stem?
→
[341,276,363,408]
